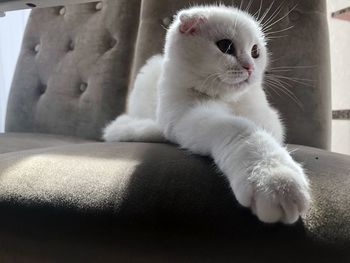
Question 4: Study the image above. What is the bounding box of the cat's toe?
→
[253,190,305,224]
[249,165,311,224]
[233,179,254,208]
[279,193,310,224]
[280,199,300,224]
[254,190,288,223]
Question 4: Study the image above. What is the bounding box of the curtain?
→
[0,10,30,132]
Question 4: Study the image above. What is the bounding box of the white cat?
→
[103,5,311,224]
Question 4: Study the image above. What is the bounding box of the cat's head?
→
[166,5,268,99]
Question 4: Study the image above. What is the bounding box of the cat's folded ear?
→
[178,13,207,35]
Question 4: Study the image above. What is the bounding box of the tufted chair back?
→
[6,0,141,140]
[6,0,331,148]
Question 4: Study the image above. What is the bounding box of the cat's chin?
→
[220,77,250,89]
[233,79,250,89]
[226,80,252,94]
[217,82,250,102]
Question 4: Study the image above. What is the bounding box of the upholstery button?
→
[39,85,47,94]
[59,7,66,15]
[110,38,117,48]
[68,40,74,51]
[162,17,171,26]
[289,10,300,21]
[34,44,40,53]
[79,83,87,93]
[96,2,103,11]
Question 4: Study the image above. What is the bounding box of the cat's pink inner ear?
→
[179,14,207,35]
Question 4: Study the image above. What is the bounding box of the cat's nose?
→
[242,64,253,76]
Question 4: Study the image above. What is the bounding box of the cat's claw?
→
[233,160,311,224]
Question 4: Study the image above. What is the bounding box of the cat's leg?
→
[258,107,285,144]
[127,55,163,120]
[103,55,164,142]
[170,102,310,224]
[102,114,166,142]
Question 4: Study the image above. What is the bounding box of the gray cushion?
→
[0,142,349,262]
[0,132,92,154]
[5,0,141,140]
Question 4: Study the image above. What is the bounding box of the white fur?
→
[102,55,165,143]
[103,5,310,224]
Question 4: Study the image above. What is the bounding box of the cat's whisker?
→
[258,0,275,25]
[266,76,304,108]
[261,4,286,31]
[219,53,232,69]
[268,65,318,74]
[267,73,315,86]
[252,0,263,21]
[269,73,314,81]
[201,72,221,86]
[267,75,294,92]
[233,4,242,32]
[267,76,293,89]
[266,35,289,40]
[238,0,244,11]
[264,80,284,99]
[276,88,304,110]
[215,76,226,93]
[261,1,285,31]
[245,0,254,13]
[224,42,234,54]
[268,69,293,73]
[268,76,315,88]
[263,3,298,33]
[270,65,317,70]
[267,76,305,105]
[209,73,227,97]
[269,56,286,63]
[271,78,307,108]
[197,72,222,92]
[160,24,169,31]
[263,13,288,32]
[267,51,273,57]
[264,25,294,36]
[268,65,317,74]
[263,87,273,98]
[265,78,304,109]
[287,148,299,155]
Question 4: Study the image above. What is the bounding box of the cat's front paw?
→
[233,159,311,224]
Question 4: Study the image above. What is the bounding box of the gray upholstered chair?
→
[1,0,349,261]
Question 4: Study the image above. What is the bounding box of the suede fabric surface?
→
[5,0,141,140]
[0,142,349,262]
[0,132,92,154]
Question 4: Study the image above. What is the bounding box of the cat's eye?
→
[251,44,259,59]
[216,39,235,56]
